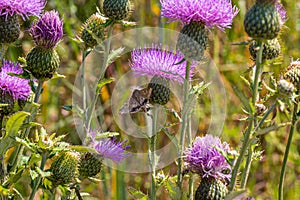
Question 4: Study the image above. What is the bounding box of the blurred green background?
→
[4,0,300,199]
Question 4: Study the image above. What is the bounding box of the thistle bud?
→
[148,76,170,105]
[78,153,103,179]
[195,178,228,200]
[50,151,79,185]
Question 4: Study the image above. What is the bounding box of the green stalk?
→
[149,105,159,200]
[9,80,44,172]
[229,40,264,191]
[81,50,88,122]
[278,103,298,200]
[187,174,194,200]
[86,24,114,131]
[240,145,253,188]
[252,40,263,106]
[29,152,48,200]
[34,80,44,103]
[177,61,191,193]
[241,102,277,189]
[186,115,194,199]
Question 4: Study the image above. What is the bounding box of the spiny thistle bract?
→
[78,153,103,179]
[0,60,30,116]
[103,0,131,21]
[0,0,46,44]
[244,0,286,40]
[284,60,300,91]
[0,15,20,44]
[50,151,79,186]
[249,38,281,61]
[195,178,228,200]
[25,47,60,80]
[80,13,106,49]
[130,45,197,84]
[148,75,170,105]
[277,79,295,97]
[176,22,208,61]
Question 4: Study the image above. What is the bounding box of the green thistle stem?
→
[278,103,298,200]
[252,40,263,106]
[187,173,194,200]
[241,102,276,189]
[9,80,44,172]
[29,152,48,200]
[148,105,159,200]
[241,146,253,188]
[177,61,191,194]
[229,40,264,191]
[34,80,44,103]
[86,24,114,131]
[81,50,88,121]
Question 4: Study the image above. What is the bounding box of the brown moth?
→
[119,87,152,114]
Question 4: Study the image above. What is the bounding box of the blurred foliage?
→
[3,0,300,199]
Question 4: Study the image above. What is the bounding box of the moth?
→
[119,87,152,114]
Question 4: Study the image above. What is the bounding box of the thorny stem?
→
[241,146,253,189]
[177,61,191,195]
[86,24,114,131]
[241,102,276,189]
[9,80,44,172]
[29,153,48,200]
[278,103,298,200]
[229,40,264,191]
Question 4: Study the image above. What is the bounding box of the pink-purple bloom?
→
[184,134,231,181]
[0,60,31,100]
[88,131,130,163]
[30,10,63,49]
[130,46,197,83]
[160,0,239,30]
[275,2,287,24]
[0,0,46,20]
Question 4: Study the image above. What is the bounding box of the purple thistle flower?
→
[0,60,30,100]
[184,134,231,181]
[130,45,197,83]
[88,130,130,163]
[0,0,46,20]
[30,10,63,49]
[160,0,239,31]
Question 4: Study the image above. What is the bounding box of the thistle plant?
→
[160,1,238,198]
[129,45,197,199]
[229,0,288,195]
